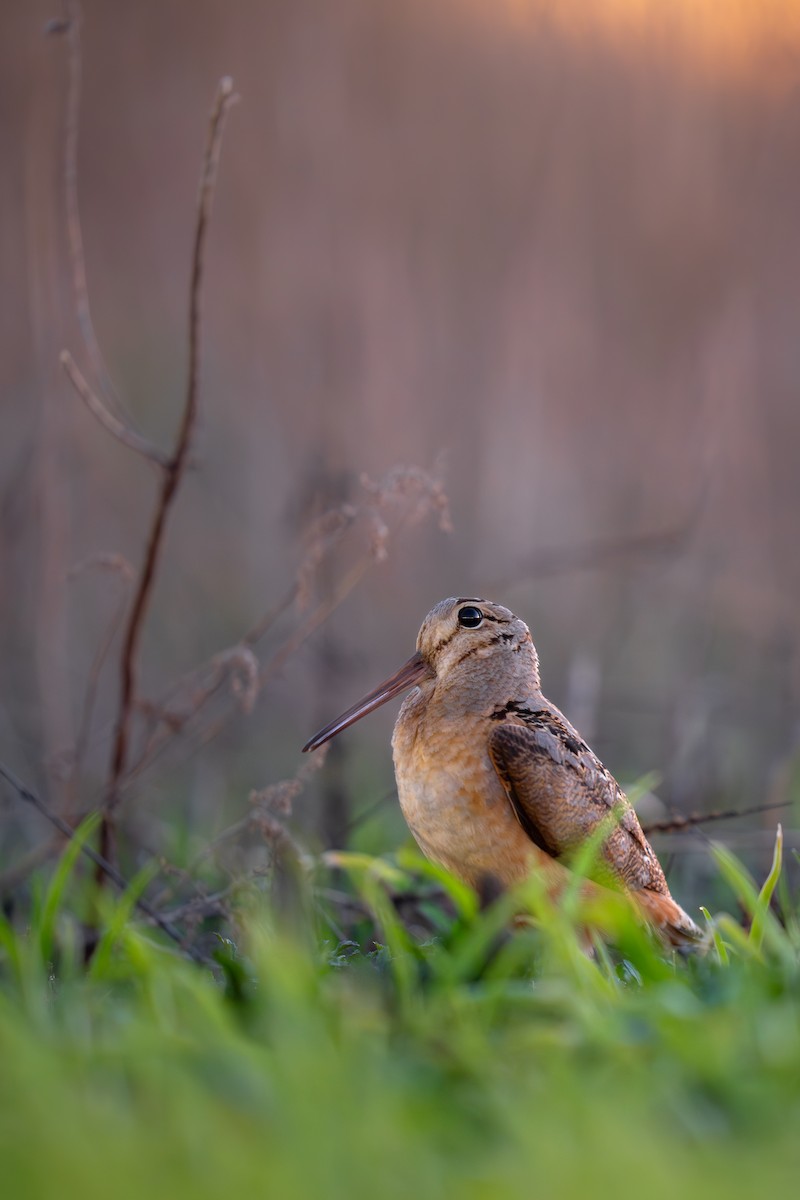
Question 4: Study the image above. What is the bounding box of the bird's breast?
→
[391,693,539,889]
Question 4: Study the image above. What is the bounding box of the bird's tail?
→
[633,888,705,952]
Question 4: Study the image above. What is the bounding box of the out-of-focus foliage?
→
[1,833,799,1200]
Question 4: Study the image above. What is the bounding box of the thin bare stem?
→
[258,558,371,691]
[242,581,299,648]
[111,465,446,790]
[60,351,168,464]
[0,762,210,964]
[63,1,114,401]
[104,77,237,843]
[642,798,791,836]
[57,2,160,457]
[182,558,371,759]
[122,554,370,784]
[158,883,240,925]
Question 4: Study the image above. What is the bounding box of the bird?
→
[303,597,702,948]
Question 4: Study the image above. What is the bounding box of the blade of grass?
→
[333,852,420,1007]
[711,839,791,962]
[699,906,729,965]
[749,824,783,952]
[394,847,479,922]
[37,811,101,965]
[712,913,764,961]
[88,860,160,980]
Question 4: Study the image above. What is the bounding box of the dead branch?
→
[260,558,371,690]
[242,580,299,648]
[103,76,237,847]
[113,755,325,922]
[642,798,792,836]
[167,558,373,765]
[157,883,240,925]
[188,748,329,870]
[61,1,114,401]
[60,351,168,465]
[122,464,450,784]
[0,761,210,964]
[55,2,166,465]
[118,588,344,785]
[255,466,451,694]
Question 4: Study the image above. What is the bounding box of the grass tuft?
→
[1,832,799,1199]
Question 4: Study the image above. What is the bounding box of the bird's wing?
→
[487,713,668,895]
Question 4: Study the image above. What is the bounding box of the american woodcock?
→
[303,597,701,947]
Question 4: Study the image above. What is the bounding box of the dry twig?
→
[188,748,329,872]
[120,464,450,784]
[102,76,237,859]
[55,2,166,465]
[642,798,792,836]
[60,351,168,465]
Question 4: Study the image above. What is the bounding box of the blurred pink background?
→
[2,1,799,898]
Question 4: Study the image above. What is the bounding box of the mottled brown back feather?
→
[488,715,669,895]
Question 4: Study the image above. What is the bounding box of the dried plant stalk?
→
[102,77,238,864]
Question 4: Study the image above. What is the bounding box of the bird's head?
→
[302,597,539,752]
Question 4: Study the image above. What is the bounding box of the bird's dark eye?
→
[457,606,484,629]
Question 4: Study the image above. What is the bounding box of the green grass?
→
[1,832,799,1200]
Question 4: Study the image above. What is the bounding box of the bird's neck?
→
[428,654,542,719]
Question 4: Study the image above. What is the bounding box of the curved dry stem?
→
[102,77,238,858]
[60,351,168,465]
[59,2,162,458]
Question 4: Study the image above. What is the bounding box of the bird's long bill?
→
[302,651,431,753]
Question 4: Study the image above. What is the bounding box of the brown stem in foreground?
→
[101,77,237,862]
